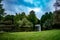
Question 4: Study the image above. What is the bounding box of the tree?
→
[17,18,33,31]
[43,19,53,30]
[14,12,33,31]
[41,12,53,30]
[4,15,14,21]
[14,12,27,26]
[14,12,26,22]
[4,15,15,24]
[0,0,5,21]
[20,12,26,20]
[27,10,38,25]
[14,13,21,22]
[53,10,60,29]
[41,12,49,28]
[27,10,38,31]
[17,18,33,27]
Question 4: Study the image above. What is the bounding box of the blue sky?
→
[2,0,55,19]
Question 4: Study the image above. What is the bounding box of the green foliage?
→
[0,15,3,21]
[14,12,33,31]
[43,19,53,29]
[14,12,27,25]
[15,13,21,21]
[17,18,33,27]
[4,15,14,21]
[53,10,60,29]
[41,12,53,30]
[27,10,38,25]
[22,18,33,27]
[0,0,5,16]
[0,0,5,21]
[20,12,26,20]
[0,0,2,3]
[14,12,27,23]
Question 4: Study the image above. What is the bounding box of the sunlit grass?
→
[0,30,60,40]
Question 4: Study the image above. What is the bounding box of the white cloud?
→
[24,0,40,7]
[24,0,33,4]
[48,0,55,12]
[14,6,44,19]
[5,10,15,15]
[2,0,56,19]
[44,0,55,12]
[34,1,40,7]
[28,7,41,12]
[28,7,44,19]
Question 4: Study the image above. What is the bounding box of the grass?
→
[0,30,60,40]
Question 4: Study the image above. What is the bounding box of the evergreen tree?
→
[28,10,38,25]
[41,12,53,30]
[27,10,38,31]
[20,12,26,20]
[0,0,5,21]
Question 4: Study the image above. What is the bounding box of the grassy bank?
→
[0,30,60,40]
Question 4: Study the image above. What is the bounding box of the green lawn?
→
[0,30,60,40]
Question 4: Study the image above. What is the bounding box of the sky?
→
[2,0,55,19]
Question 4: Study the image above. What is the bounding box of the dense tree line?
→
[0,0,60,32]
[53,11,60,29]
[1,11,39,31]
[0,0,40,31]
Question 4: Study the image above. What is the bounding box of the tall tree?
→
[14,12,27,27]
[41,12,49,27]
[20,12,26,20]
[28,10,38,25]
[4,15,15,24]
[41,12,53,30]
[17,18,33,27]
[0,0,5,21]
[27,10,38,31]
[14,13,21,22]
[4,15,14,21]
